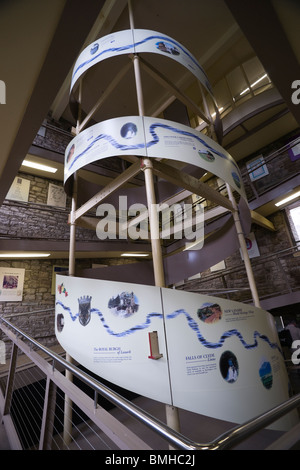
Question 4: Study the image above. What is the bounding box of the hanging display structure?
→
[56,22,295,433]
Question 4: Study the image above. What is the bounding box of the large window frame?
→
[286,200,300,248]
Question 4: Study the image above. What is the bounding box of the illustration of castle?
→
[108,291,139,317]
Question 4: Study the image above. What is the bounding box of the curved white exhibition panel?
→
[70,29,215,103]
[55,275,295,430]
[64,116,245,200]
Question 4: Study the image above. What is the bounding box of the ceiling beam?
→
[250,210,276,232]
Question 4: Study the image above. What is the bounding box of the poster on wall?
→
[55,275,297,430]
[0,267,25,301]
[6,177,30,202]
[247,155,269,181]
[288,140,300,161]
[210,260,226,271]
[47,183,67,208]
[240,232,260,259]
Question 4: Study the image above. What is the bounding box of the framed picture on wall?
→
[0,267,25,301]
[288,141,300,161]
[247,155,269,181]
[6,177,30,202]
[47,183,67,208]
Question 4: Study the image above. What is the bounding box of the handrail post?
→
[3,343,18,416]
[39,376,57,450]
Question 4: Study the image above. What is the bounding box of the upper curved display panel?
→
[64,115,245,200]
[70,29,215,104]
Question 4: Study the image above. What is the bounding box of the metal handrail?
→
[1,315,300,450]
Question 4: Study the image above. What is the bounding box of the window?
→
[286,201,300,247]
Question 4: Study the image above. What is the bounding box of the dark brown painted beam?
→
[225,0,300,126]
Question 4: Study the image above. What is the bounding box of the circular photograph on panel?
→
[56,313,64,333]
[90,43,99,55]
[219,350,239,383]
[197,302,222,324]
[120,122,137,139]
[66,143,75,164]
[156,41,180,55]
[259,359,273,389]
[198,150,215,162]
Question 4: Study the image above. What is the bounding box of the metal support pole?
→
[63,188,76,445]
[128,0,180,436]
[142,158,165,287]
[63,80,82,446]
[226,183,261,307]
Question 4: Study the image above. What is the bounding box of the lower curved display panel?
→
[55,274,296,430]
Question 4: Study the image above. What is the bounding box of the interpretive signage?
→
[64,116,245,201]
[70,29,215,103]
[0,267,25,301]
[55,275,296,429]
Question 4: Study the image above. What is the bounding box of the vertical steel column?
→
[226,183,261,307]
[128,0,180,435]
[63,80,82,446]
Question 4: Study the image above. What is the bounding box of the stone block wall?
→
[180,207,300,306]
[0,171,99,242]
[0,169,102,351]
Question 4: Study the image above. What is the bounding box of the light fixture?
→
[121,253,149,257]
[0,253,51,258]
[211,107,224,118]
[240,87,250,96]
[22,160,57,173]
[275,191,300,207]
[240,74,268,96]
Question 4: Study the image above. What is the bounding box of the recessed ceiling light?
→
[275,191,300,207]
[22,160,57,173]
[121,253,149,257]
[240,74,268,96]
[0,253,51,258]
